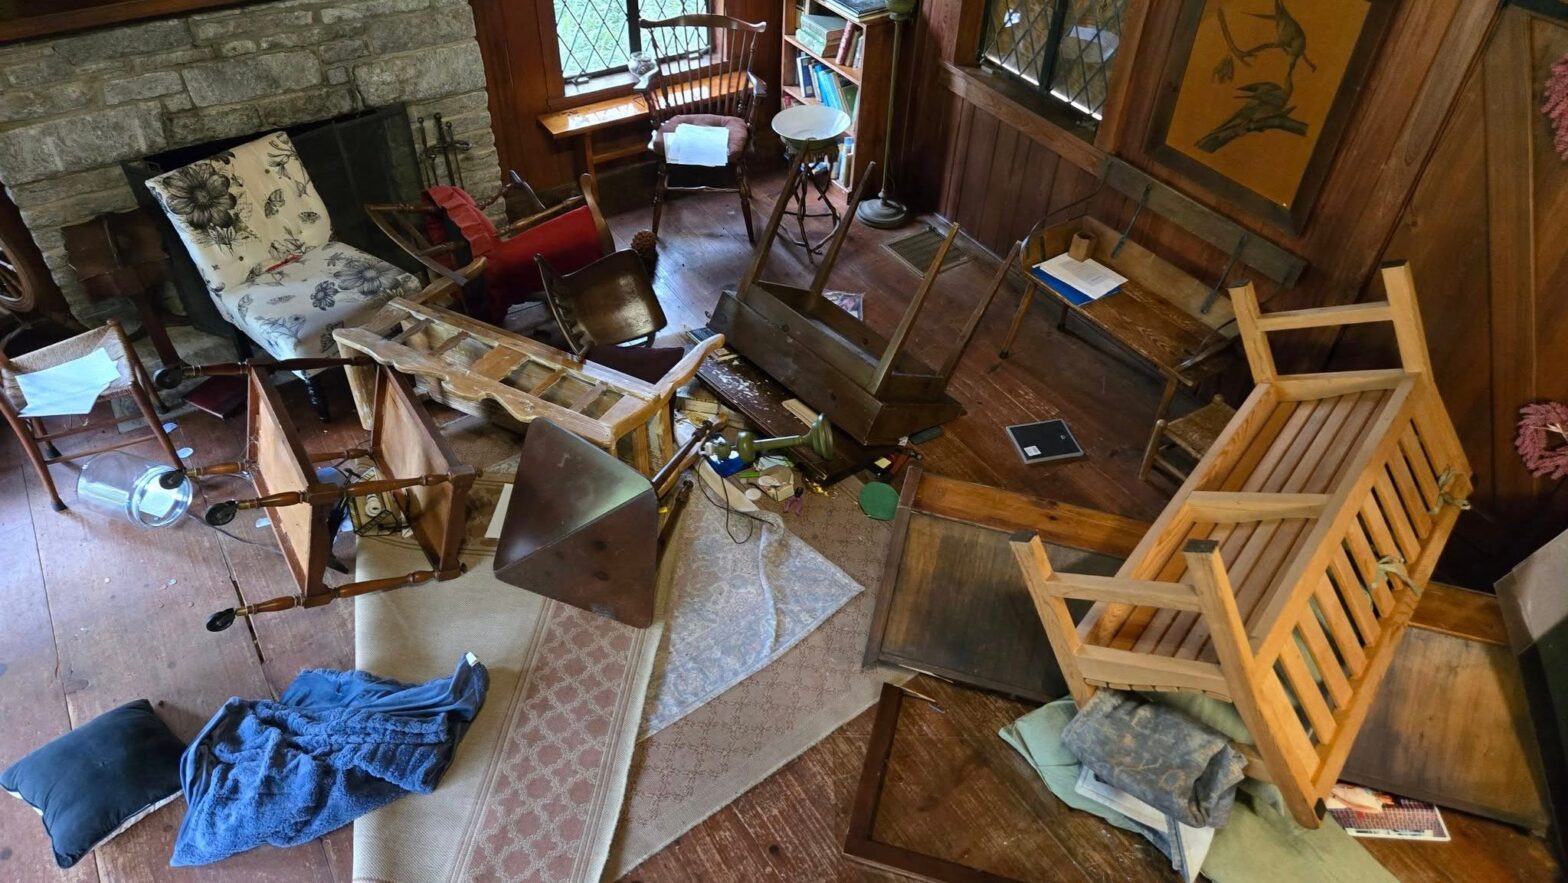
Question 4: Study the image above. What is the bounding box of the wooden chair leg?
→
[737,162,756,243]
[1139,419,1167,482]
[129,382,183,471]
[303,376,331,423]
[3,405,64,510]
[1154,377,1180,423]
[999,288,1035,359]
[28,417,61,459]
[651,163,669,241]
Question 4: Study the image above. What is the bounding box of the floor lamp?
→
[856,0,917,228]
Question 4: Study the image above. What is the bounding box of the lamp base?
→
[856,196,911,229]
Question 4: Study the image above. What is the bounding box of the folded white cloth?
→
[665,124,730,167]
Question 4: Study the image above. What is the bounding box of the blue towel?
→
[170,655,487,866]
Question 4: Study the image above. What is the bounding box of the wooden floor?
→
[0,171,1556,882]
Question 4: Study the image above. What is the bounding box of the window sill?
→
[547,71,639,112]
[939,62,1107,176]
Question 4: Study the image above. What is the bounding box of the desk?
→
[537,73,752,187]
[538,92,652,188]
[999,215,1237,424]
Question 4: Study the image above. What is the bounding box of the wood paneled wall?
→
[470,0,780,193]
[896,0,1498,373]
[1335,6,1568,587]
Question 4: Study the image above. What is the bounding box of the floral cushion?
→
[218,242,419,362]
[146,131,333,295]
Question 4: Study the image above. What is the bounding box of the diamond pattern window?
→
[978,0,1127,125]
[555,0,713,84]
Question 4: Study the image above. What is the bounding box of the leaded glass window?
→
[555,0,713,83]
[978,0,1127,124]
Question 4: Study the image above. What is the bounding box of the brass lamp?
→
[856,0,919,229]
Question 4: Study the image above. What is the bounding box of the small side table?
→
[771,104,851,262]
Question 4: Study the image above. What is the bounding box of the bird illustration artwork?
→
[1201,0,1315,152]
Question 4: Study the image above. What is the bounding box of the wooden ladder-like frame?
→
[1011,262,1472,827]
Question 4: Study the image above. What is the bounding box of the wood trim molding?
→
[0,0,261,43]
[939,62,1107,176]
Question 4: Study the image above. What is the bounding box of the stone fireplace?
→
[0,0,503,328]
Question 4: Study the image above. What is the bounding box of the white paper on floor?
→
[16,349,118,417]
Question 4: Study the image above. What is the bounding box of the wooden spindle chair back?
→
[639,14,764,123]
[638,14,767,242]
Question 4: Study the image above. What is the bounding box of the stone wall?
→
[0,0,502,324]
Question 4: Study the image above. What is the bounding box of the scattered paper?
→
[1039,253,1127,301]
[665,123,730,167]
[485,484,514,539]
[1075,767,1214,883]
[15,348,118,417]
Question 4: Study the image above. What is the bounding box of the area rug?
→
[351,470,662,883]
[607,476,910,877]
[641,484,865,736]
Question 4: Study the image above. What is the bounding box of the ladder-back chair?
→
[638,14,767,242]
[0,321,183,511]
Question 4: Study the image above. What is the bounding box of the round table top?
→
[772,104,852,151]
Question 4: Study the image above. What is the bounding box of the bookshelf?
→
[778,0,893,193]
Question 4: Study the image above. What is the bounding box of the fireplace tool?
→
[416,113,472,188]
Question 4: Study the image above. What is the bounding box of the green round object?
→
[859,481,899,521]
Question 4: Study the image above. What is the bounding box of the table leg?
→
[578,132,597,191]
[1000,288,1035,359]
[1154,376,1180,423]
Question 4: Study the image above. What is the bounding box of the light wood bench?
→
[1011,261,1472,828]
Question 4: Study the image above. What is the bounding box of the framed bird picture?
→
[1146,0,1396,233]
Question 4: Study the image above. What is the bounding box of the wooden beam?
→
[1041,573,1203,611]
[1253,302,1394,332]
[1186,492,1331,522]
[1273,369,1407,401]
[1076,645,1231,697]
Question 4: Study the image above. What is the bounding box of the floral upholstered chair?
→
[146,131,418,418]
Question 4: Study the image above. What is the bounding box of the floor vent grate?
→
[883,224,970,276]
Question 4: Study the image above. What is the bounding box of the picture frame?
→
[1146,0,1397,233]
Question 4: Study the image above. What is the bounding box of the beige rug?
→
[607,477,910,878]
[351,471,662,883]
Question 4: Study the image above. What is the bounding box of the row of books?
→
[793,55,860,117]
[794,13,867,69]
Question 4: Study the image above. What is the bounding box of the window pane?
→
[1047,0,1126,120]
[556,0,632,81]
[980,0,1061,85]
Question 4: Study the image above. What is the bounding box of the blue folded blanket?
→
[171,654,487,866]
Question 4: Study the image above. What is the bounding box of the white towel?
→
[664,124,730,167]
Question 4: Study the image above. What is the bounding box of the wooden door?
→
[1338,3,1568,587]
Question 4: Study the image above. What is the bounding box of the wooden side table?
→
[539,92,652,190]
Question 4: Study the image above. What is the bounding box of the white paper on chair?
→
[485,485,513,539]
[15,348,119,417]
[665,124,730,167]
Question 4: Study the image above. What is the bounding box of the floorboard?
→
[0,172,1555,882]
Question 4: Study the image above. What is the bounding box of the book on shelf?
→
[835,22,858,64]
[813,64,841,110]
[796,11,846,55]
[840,81,859,116]
[796,54,816,97]
[852,33,865,67]
[836,136,856,189]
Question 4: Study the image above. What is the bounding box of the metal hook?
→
[1111,184,1152,259]
[1200,232,1250,314]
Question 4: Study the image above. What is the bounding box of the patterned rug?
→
[607,476,910,877]
[641,485,865,736]
[351,471,662,883]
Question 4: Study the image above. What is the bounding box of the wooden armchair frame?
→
[1011,262,1471,828]
[178,357,473,631]
[365,172,614,308]
[637,13,768,242]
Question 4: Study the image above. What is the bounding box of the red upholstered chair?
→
[367,173,615,325]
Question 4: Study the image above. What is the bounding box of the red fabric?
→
[482,206,606,323]
[425,186,500,257]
